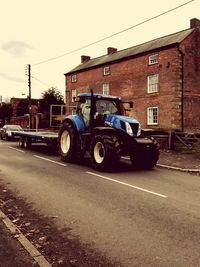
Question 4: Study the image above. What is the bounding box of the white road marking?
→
[8,146,25,153]
[34,155,67,166]
[86,171,168,198]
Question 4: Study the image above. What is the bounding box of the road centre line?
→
[86,171,168,198]
[34,155,67,166]
[8,146,25,153]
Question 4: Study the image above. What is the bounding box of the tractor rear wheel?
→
[58,122,78,162]
[90,134,121,171]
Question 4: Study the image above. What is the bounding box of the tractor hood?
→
[104,114,141,136]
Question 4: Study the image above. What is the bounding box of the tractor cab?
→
[76,93,125,128]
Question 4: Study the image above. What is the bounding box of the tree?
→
[0,103,13,123]
[16,99,29,116]
[39,87,65,113]
[39,87,65,128]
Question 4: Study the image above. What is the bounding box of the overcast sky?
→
[0,0,199,101]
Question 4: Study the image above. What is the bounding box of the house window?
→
[102,83,110,95]
[71,74,77,83]
[147,107,158,125]
[147,74,159,93]
[149,54,158,65]
[103,66,110,76]
[71,89,77,102]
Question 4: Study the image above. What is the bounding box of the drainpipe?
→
[177,46,184,132]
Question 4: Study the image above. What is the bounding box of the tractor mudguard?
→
[62,115,86,132]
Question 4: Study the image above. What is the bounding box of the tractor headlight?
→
[137,123,141,137]
[125,122,133,136]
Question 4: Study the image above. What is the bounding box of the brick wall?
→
[65,26,200,132]
[180,27,200,131]
[66,47,184,130]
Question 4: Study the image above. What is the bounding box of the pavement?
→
[158,149,200,174]
[0,209,51,267]
[0,150,199,267]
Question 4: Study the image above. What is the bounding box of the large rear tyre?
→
[90,134,121,171]
[58,122,78,162]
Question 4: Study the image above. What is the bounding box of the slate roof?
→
[66,28,194,74]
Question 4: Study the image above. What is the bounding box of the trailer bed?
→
[14,130,58,148]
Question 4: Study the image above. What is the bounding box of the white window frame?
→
[71,74,77,83]
[103,66,110,76]
[147,74,159,93]
[71,89,77,102]
[149,54,158,65]
[147,107,158,125]
[102,83,110,95]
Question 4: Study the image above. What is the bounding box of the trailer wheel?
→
[58,122,78,162]
[24,137,32,149]
[90,134,121,171]
[19,137,24,148]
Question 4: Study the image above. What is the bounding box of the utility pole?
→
[28,64,32,129]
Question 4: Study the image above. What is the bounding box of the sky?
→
[0,0,199,102]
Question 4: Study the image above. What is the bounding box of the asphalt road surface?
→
[0,140,200,267]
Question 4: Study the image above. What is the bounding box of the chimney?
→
[107,47,117,55]
[81,55,90,63]
[190,18,200,28]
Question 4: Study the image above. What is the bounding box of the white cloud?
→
[1,40,32,58]
[0,72,25,83]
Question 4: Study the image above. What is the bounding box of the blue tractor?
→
[58,91,159,171]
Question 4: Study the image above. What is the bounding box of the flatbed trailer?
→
[14,130,58,149]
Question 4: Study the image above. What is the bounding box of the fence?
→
[143,129,200,151]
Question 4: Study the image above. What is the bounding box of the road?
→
[0,140,200,267]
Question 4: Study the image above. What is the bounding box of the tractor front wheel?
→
[58,122,78,162]
[130,150,158,170]
[90,134,121,171]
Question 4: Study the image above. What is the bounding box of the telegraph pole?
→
[28,64,32,129]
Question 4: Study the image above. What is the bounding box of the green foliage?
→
[39,87,65,113]
[16,99,29,116]
[0,103,13,121]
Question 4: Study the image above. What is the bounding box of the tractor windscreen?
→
[96,99,120,115]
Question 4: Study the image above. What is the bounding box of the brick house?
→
[10,97,41,129]
[65,18,200,132]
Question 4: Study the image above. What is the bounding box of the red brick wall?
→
[180,28,200,132]
[65,29,200,132]
[66,47,183,130]
[10,116,29,128]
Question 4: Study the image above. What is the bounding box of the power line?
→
[31,76,51,88]
[32,75,64,93]
[32,0,195,66]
